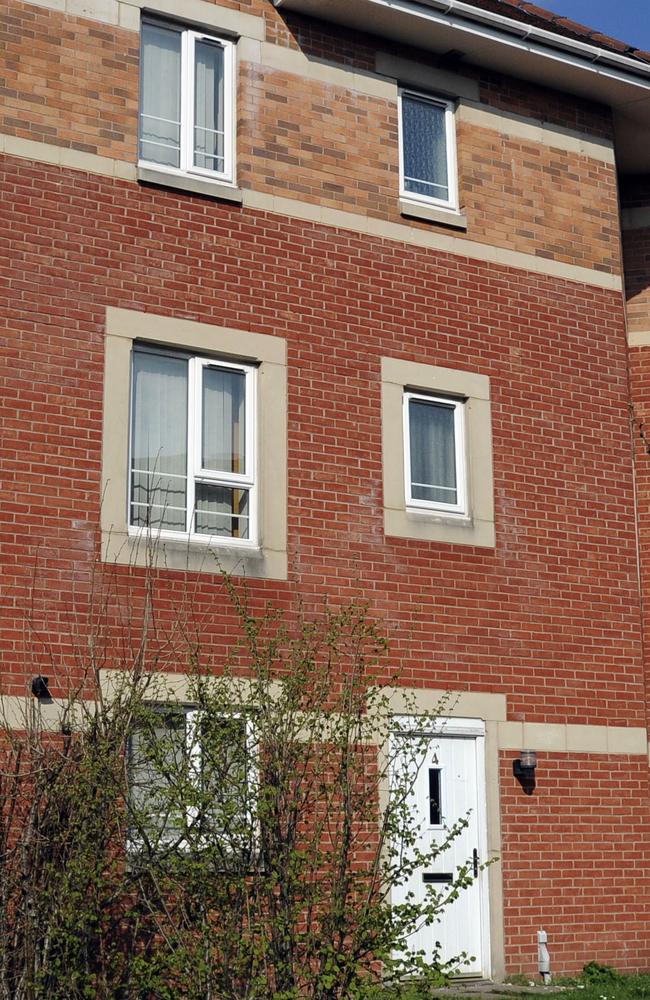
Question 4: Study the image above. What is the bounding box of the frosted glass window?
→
[401,92,452,204]
[140,23,182,168]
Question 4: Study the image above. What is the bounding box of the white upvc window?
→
[398,89,457,211]
[403,391,467,515]
[128,706,256,854]
[139,19,235,184]
[129,346,257,544]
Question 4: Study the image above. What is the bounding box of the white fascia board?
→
[274,0,650,94]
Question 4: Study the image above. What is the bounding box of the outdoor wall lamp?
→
[31,675,51,700]
[513,749,537,795]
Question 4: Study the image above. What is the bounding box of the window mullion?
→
[445,101,458,211]
[186,357,199,534]
[181,30,194,172]
[246,366,257,542]
[223,39,233,182]
[454,399,466,513]
[186,709,201,831]
[403,392,413,506]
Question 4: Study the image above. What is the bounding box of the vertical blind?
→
[194,40,225,172]
[130,351,249,539]
[140,23,182,168]
[409,398,457,506]
[131,351,188,531]
[197,365,249,539]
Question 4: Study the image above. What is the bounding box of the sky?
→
[538,0,650,51]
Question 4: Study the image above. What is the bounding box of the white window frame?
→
[128,705,257,854]
[139,18,236,186]
[398,88,458,212]
[403,390,467,516]
[128,347,258,547]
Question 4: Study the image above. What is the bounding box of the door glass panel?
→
[429,767,442,826]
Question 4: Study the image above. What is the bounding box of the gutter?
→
[274,0,650,88]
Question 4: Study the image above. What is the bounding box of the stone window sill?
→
[399,198,468,230]
[137,165,244,203]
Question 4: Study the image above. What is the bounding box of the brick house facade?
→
[3,0,650,979]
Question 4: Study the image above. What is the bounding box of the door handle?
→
[473,848,479,878]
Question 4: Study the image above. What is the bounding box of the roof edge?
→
[274,0,650,86]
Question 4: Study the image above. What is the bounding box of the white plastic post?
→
[538,929,551,984]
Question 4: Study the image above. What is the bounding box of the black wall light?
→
[31,675,51,700]
[513,749,537,795]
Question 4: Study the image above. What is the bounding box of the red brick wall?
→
[0,0,647,976]
[0,155,641,729]
[500,752,650,974]
[621,179,650,754]
[2,0,620,274]
[1,3,139,159]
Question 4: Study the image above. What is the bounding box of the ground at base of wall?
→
[434,986,562,997]
[380,985,558,1000]
[414,967,650,1000]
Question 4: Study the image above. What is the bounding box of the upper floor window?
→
[403,391,466,515]
[398,90,457,211]
[139,19,234,183]
[130,346,256,543]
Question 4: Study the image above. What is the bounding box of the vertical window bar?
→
[180,29,192,174]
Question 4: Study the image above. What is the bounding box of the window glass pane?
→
[402,94,449,201]
[194,40,225,172]
[194,483,250,539]
[131,351,188,531]
[198,715,251,844]
[429,768,442,826]
[129,709,188,848]
[409,398,457,506]
[202,365,246,473]
[140,23,182,167]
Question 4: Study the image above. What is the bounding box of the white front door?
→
[392,718,490,978]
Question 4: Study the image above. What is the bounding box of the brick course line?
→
[0,137,624,291]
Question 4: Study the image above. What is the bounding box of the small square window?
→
[139,19,234,184]
[381,357,494,548]
[403,391,466,515]
[399,90,457,210]
[129,346,256,544]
